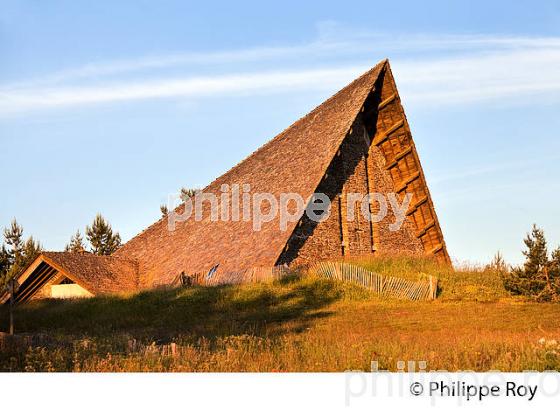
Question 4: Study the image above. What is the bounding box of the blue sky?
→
[1,0,560,265]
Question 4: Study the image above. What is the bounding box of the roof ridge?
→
[201,61,387,193]
[116,60,388,252]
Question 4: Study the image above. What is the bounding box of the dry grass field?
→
[1,256,559,372]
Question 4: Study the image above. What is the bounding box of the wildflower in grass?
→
[545,339,558,348]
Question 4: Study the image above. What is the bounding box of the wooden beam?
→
[13,255,45,287]
[406,195,428,216]
[18,269,56,303]
[363,154,376,252]
[429,244,444,255]
[416,220,435,238]
[15,265,57,303]
[361,125,371,147]
[13,262,51,302]
[17,266,55,302]
[395,171,420,193]
[385,146,412,170]
[373,120,404,146]
[378,93,396,110]
[339,195,350,256]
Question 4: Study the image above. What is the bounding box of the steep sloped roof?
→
[42,252,139,294]
[116,61,387,287]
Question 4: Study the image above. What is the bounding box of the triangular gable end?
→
[1,254,95,304]
[276,62,450,266]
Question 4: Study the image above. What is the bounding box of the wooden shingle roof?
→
[115,61,388,287]
[42,252,139,294]
[2,252,140,304]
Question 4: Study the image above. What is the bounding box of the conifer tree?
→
[551,247,560,276]
[0,244,10,286]
[85,214,121,255]
[549,246,560,294]
[65,230,86,252]
[160,187,198,217]
[4,219,23,264]
[21,237,42,269]
[3,219,24,286]
[503,225,560,301]
[485,251,509,274]
[180,187,198,201]
[1,219,42,287]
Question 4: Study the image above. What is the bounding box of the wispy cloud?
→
[394,48,560,105]
[2,29,560,117]
[0,67,368,115]
[2,43,347,88]
[5,30,560,87]
[431,154,560,185]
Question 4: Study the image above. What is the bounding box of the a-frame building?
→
[4,59,449,302]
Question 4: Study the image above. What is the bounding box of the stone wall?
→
[278,102,424,265]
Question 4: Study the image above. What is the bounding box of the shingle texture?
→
[42,252,139,294]
[115,61,389,287]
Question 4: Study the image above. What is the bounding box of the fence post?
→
[429,276,437,300]
[9,278,15,335]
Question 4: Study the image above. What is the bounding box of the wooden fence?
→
[174,262,437,301]
[311,261,438,301]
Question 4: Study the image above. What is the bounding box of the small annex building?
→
[3,59,449,303]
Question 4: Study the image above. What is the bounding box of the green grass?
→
[1,257,558,372]
[351,254,509,301]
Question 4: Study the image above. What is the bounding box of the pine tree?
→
[3,219,23,264]
[65,230,86,252]
[1,219,42,287]
[0,244,10,287]
[503,225,560,301]
[550,247,560,286]
[85,214,122,255]
[485,251,509,274]
[551,247,560,273]
[21,237,42,269]
[3,219,24,284]
[180,188,198,201]
[160,187,197,217]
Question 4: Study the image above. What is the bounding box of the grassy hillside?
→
[1,257,559,372]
